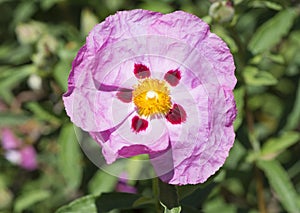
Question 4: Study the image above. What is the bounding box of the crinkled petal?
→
[151,84,236,185]
[64,88,134,132]
[95,113,169,164]
[148,10,236,89]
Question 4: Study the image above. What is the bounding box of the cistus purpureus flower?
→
[0,128,38,171]
[63,9,237,185]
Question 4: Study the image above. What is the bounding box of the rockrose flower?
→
[63,10,237,185]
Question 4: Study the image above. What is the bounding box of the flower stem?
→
[255,166,267,213]
[152,178,162,212]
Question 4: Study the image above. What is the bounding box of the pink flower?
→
[63,10,236,185]
[1,128,37,171]
[1,128,21,150]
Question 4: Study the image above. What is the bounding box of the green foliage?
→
[0,0,299,212]
[55,195,97,213]
[248,8,298,54]
[58,124,82,190]
[258,160,300,213]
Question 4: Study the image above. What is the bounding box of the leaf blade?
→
[257,160,300,213]
[248,8,297,54]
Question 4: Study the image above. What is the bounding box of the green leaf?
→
[58,124,82,190]
[95,192,143,212]
[177,184,201,201]
[284,79,300,130]
[212,26,238,53]
[261,131,300,159]
[13,1,37,25]
[139,0,173,13]
[133,196,155,207]
[224,139,247,169]
[180,182,216,209]
[14,189,51,213]
[88,170,118,196]
[249,1,283,11]
[203,197,236,213]
[81,8,98,37]
[248,8,297,54]
[54,47,78,91]
[55,195,97,213]
[257,160,300,213]
[0,112,29,126]
[160,202,182,213]
[159,180,180,210]
[233,87,245,130]
[0,65,34,102]
[25,102,61,126]
[243,66,278,86]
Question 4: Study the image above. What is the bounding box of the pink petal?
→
[1,128,21,150]
[151,85,236,185]
[64,86,134,132]
[148,10,236,89]
[98,113,169,164]
[19,146,38,170]
[116,182,137,194]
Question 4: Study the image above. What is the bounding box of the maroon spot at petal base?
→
[134,64,151,79]
[164,69,181,86]
[166,104,187,124]
[131,116,148,133]
[116,89,132,103]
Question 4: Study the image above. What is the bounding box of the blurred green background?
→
[0,0,299,212]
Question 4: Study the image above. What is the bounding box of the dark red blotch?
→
[165,104,186,124]
[116,89,132,103]
[134,64,151,79]
[164,69,181,86]
[131,116,148,133]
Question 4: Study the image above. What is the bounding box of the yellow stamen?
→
[132,78,172,117]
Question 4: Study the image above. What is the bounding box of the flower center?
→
[132,78,172,117]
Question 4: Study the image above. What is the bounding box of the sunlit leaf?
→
[257,160,300,213]
[88,170,118,196]
[243,66,278,86]
[233,87,245,130]
[139,0,173,13]
[261,131,300,159]
[203,197,236,213]
[81,8,98,37]
[55,195,97,213]
[58,124,82,190]
[248,8,297,54]
[0,65,34,102]
[249,0,283,10]
[14,190,51,213]
[160,202,181,213]
[25,102,61,126]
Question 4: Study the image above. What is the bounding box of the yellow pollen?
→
[132,78,172,117]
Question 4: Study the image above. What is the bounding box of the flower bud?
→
[209,1,235,23]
